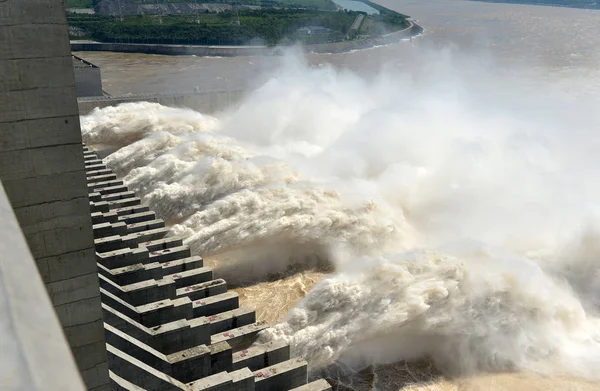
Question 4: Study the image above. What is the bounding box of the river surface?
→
[77,1,600,389]
[75,0,600,97]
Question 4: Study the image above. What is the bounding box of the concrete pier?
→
[0,1,109,388]
[84,146,328,390]
[0,181,86,391]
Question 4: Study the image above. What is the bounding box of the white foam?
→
[81,50,600,379]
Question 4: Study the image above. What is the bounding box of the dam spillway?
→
[84,144,330,391]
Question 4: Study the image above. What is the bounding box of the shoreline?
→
[70,21,423,57]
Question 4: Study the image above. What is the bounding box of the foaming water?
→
[81,49,600,383]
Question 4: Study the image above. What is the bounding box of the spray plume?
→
[81,48,600,380]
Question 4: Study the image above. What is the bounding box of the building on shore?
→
[296,26,334,37]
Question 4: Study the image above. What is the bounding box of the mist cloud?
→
[81,47,600,379]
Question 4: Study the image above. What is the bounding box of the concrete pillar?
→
[0,1,109,389]
[0,181,85,391]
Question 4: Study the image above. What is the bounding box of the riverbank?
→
[70,21,422,57]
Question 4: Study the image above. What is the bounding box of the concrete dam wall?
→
[78,90,247,116]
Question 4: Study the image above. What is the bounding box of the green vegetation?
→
[132,0,337,10]
[276,0,337,10]
[66,0,96,7]
[67,1,409,46]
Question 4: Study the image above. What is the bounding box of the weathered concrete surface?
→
[0,181,85,391]
[73,55,103,97]
[290,379,333,391]
[0,1,109,389]
[78,90,246,116]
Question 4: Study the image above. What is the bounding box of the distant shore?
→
[70,21,422,57]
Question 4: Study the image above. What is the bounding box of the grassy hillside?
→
[69,8,408,45]
[67,0,410,46]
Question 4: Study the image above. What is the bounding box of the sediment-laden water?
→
[79,1,600,389]
[82,44,600,388]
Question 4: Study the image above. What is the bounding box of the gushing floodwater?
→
[81,49,600,389]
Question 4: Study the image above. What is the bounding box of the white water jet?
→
[81,49,600,380]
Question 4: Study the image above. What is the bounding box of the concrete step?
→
[192,291,239,318]
[98,256,205,286]
[139,236,182,252]
[107,197,141,210]
[254,358,308,391]
[148,245,190,264]
[106,344,187,391]
[166,267,215,290]
[95,232,148,253]
[207,341,233,375]
[118,210,156,224]
[210,321,269,351]
[187,368,253,391]
[103,190,137,202]
[88,192,102,202]
[102,303,210,355]
[94,184,129,195]
[205,307,255,336]
[99,273,175,307]
[100,288,193,328]
[88,179,124,192]
[87,168,113,177]
[131,226,169,243]
[108,370,146,391]
[93,221,127,239]
[84,158,103,166]
[89,200,110,213]
[176,278,227,301]
[95,235,135,253]
[85,159,105,173]
[87,173,117,184]
[290,379,333,391]
[114,204,150,216]
[232,340,290,372]
[99,268,221,308]
[104,323,211,383]
[127,219,165,234]
[91,210,119,225]
[96,246,149,269]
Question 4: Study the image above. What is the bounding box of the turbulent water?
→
[81,48,600,388]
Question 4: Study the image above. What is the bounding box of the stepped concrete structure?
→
[1,0,331,390]
[84,145,331,390]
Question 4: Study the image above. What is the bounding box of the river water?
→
[75,0,600,96]
[78,1,600,389]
